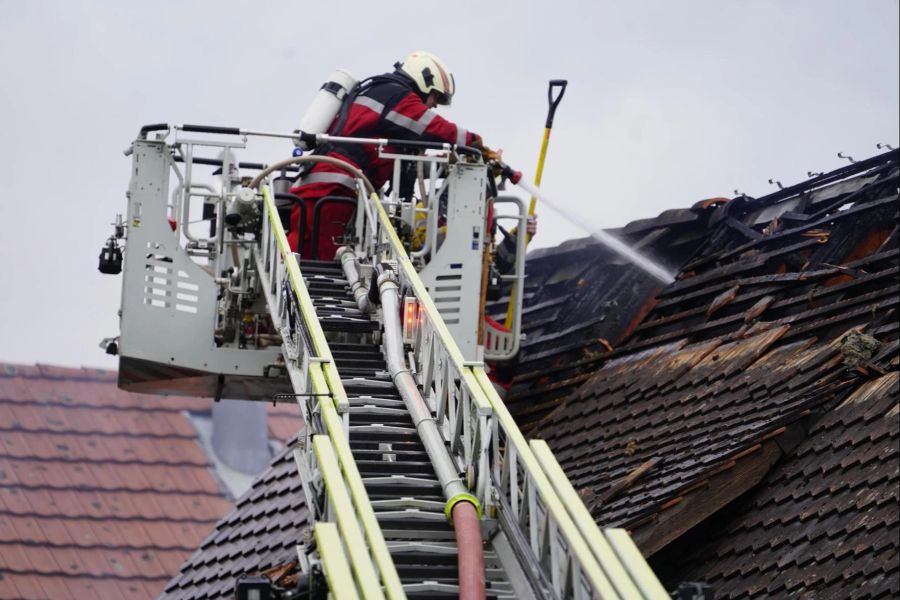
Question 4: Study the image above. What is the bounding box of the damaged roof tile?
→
[528,150,898,593]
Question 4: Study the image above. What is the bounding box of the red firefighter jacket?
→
[288,72,478,258]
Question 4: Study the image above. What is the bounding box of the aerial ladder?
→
[99,121,670,599]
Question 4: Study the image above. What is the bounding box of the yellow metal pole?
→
[505,80,567,328]
[528,127,552,219]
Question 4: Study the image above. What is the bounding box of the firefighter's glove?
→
[526,214,538,238]
[472,136,502,162]
[483,147,503,162]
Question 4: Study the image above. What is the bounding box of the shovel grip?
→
[545,80,568,128]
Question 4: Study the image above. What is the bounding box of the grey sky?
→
[1,0,897,369]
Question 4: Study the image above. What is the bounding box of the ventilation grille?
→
[432,273,462,325]
[143,244,199,314]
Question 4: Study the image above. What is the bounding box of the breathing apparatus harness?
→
[304,71,426,177]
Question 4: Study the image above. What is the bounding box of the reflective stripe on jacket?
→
[296,72,478,197]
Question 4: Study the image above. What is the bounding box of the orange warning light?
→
[403,297,418,343]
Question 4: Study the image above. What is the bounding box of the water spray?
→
[497,162,675,284]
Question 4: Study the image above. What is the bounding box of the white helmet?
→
[398,51,455,105]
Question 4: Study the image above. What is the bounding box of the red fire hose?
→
[453,501,485,600]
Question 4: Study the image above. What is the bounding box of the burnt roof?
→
[0,363,301,599]
[501,151,899,434]
[489,200,717,431]
[659,372,899,598]
[529,150,899,561]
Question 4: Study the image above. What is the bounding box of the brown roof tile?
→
[0,361,301,598]
[667,372,898,598]
[46,518,85,547]
[531,155,899,543]
[9,576,46,600]
[33,576,73,599]
[0,571,21,598]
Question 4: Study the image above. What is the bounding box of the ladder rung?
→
[362,475,440,488]
[370,498,446,512]
[374,509,446,522]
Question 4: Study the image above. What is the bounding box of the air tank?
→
[295,69,357,150]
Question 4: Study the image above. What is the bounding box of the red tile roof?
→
[0,362,302,599]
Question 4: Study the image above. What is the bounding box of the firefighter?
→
[288,51,489,259]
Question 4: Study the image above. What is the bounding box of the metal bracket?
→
[273,393,332,400]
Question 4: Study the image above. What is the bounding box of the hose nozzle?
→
[500,163,522,185]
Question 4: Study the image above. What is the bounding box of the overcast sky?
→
[1,0,897,369]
